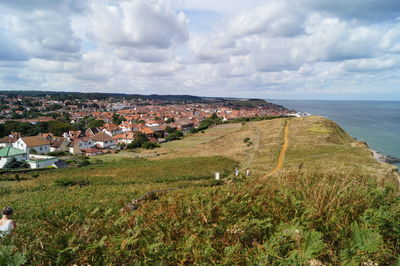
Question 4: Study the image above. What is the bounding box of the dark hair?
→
[3,206,13,216]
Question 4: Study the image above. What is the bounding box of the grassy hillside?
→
[1,116,400,265]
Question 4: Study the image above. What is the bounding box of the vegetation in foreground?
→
[0,116,399,265]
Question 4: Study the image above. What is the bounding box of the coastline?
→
[274,100,400,170]
[371,149,400,167]
[294,112,400,169]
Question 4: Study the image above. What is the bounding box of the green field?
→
[1,117,400,265]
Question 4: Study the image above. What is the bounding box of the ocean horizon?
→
[270,99,400,168]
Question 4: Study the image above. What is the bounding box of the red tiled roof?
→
[91,132,114,142]
[113,132,135,140]
[140,127,154,135]
[103,123,120,131]
[21,136,50,147]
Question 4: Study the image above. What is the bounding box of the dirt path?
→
[266,119,290,177]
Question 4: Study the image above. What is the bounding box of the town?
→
[0,91,293,170]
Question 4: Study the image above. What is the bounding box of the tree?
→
[88,118,105,128]
[165,131,183,142]
[165,118,174,124]
[127,132,149,149]
[3,158,29,170]
[210,113,219,120]
[90,103,100,109]
[59,112,71,123]
[165,126,176,134]
[112,113,126,125]
[48,121,72,136]
[117,142,127,149]
[153,132,162,139]
[141,142,160,149]
[0,124,6,138]
[11,112,23,119]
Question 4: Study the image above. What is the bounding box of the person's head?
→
[2,206,13,218]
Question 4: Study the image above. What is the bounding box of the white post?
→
[215,172,220,180]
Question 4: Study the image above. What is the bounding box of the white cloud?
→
[88,0,188,49]
[299,0,400,22]
[1,0,400,99]
[341,57,398,72]
[226,1,306,38]
[0,5,82,61]
[0,31,29,61]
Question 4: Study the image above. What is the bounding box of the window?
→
[40,147,42,150]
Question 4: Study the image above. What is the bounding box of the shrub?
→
[92,159,103,164]
[0,246,26,266]
[189,128,199,134]
[54,177,90,187]
[47,151,68,156]
[65,159,76,165]
[3,158,29,170]
[127,133,149,149]
[117,143,126,149]
[77,160,91,167]
[243,137,250,143]
[141,142,160,150]
[165,131,183,142]
[31,174,39,178]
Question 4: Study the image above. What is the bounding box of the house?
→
[113,132,135,145]
[85,127,101,137]
[102,123,123,136]
[49,137,69,152]
[67,141,82,155]
[120,121,138,132]
[13,136,50,154]
[26,155,59,169]
[91,132,116,149]
[0,136,18,148]
[66,130,84,140]
[40,133,54,140]
[0,147,28,168]
[79,138,95,150]
[139,126,154,137]
[176,119,194,132]
[81,148,102,156]
[0,132,21,148]
[149,126,165,138]
[68,137,95,151]
[145,120,160,127]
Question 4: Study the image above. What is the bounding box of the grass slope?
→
[1,116,399,265]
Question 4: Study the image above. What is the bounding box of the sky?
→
[1,0,400,100]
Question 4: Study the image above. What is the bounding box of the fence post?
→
[215,172,220,181]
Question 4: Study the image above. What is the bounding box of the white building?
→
[102,124,123,136]
[13,136,50,154]
[76,138,95,150]
[0,147,28,169]
[113,132,135,145]
[49,137,69,152]
[26,155,59,169]
[91,132,116,148]
[0,136,18,148]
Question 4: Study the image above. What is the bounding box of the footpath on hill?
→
[265,119,290,177]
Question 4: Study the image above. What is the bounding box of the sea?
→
[269,100,400,168]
